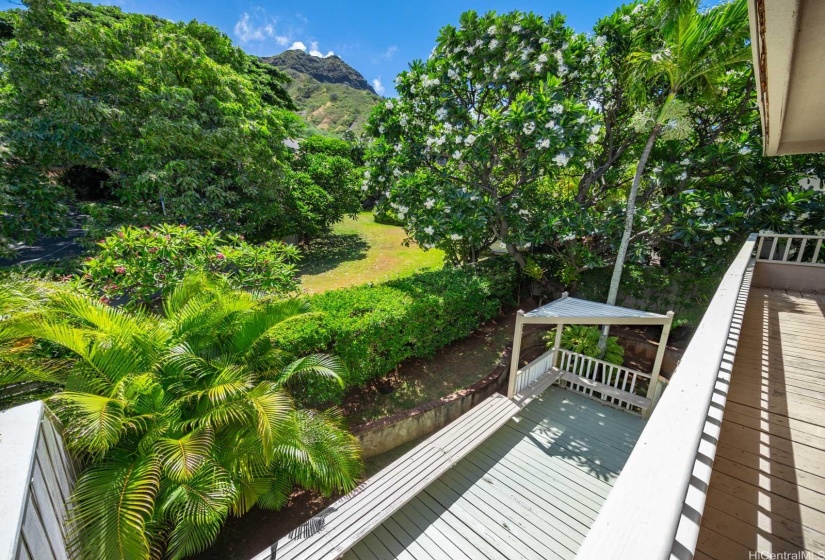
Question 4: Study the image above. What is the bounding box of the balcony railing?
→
[577,232,825,560]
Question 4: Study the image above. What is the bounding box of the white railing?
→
[0,401,77,560]
[576,232,758,560]
[756,233,825,266]
[511,348,557,396]
[557,349,651,414]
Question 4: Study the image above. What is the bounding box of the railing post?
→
[507,310,525,398]
[645,311,674,418]
[552,321,564,367]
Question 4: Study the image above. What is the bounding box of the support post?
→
[646,311,675,416]
[507,310,526,398]
[552,321,564,367]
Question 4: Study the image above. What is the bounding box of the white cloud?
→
[234,11,284,44]
[372,77,385,95]
[289,41,307,51]
[380,46,398,61]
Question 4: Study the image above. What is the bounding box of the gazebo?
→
[508,293,674,418]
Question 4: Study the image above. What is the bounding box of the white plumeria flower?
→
[450,233,463,241]
[519,208,530,216]
[694,207,705,216]
[713,237,723,245]
[424,198,435,209]
[588,134,599,143]
[632,4,644,14]
[378,125,385,134]
[361,184,369,192]
[364,170,371,178]
[452,150,462,159]
[595,36,607,47]
[424,226,435,235]
[523,121,536,135]
[398,213,406,220]
[465,134,477,146]
[739,146,752,155]
[537,138,551,149]
[424,243,435,249]
[724,235,731,242]
[621,15,631,22]
[677,171,688,181]
[549,104,564,114]
[538,53,548,63]
[444,206,451,213]
[447,68,458,79]
[553,153,570,166]
[509,70,520,79]
[399,115,408,127]
[681,158,690,165]
[489,39,499,49]
[385,100,394,109]
[470,195,479,201]
[512,24,522,32]
[436,107,448,121]
[799,212,810,221]
[487,25,497,34]
[393,168,402,177]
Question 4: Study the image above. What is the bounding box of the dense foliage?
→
[0,274,361,559]
[82,225,300,306]
[546,325,624,365]
[271,260,517,405]
[364,1,825,288]
[286,136,364,239]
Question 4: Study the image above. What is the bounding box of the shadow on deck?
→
[345,387,646,560]
[697,289,825,559]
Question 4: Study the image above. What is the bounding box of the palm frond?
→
[50,391,126,455]
[276,353,347,388]
[67,452,161,560]
[156,427,214,482]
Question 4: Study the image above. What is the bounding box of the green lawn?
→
[297,212,444,293]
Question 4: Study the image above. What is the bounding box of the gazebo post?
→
[552,321,564,367]
[507,310,526,398]
[646,311,675,415]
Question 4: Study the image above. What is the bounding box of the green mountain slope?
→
[261,50,380,136]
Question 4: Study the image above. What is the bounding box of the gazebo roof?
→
[523,295,672,325]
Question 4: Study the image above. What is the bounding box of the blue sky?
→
[0,0,630,95]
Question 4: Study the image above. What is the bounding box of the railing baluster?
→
[756,235,765,260]
[814,239,823,264]
[797,238,808,263]
[768,236,778,260]
[782,237,793,261]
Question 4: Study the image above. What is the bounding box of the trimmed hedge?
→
[273,259,517,406]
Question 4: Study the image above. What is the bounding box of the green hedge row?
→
[273,259,517,406]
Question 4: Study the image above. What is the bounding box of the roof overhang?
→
[748,0,825,156]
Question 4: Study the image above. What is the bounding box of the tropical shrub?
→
[0,274,361,559]
[546,325,624,365]
[273,259,518,405]
[82,225,299,306]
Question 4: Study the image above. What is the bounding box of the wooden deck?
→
[697,288,825,559]
[344,387,646,560]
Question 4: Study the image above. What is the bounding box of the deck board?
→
[697,288,825,559]
[344,387,645,559]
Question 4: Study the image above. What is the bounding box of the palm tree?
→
[599,0,750,348]
[0,274,362,560]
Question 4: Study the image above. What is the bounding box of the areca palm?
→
[0,274,362,560]
[599,0,750,348]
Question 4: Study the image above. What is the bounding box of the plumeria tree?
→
[363,11,600,283]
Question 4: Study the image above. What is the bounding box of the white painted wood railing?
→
[576,233,758,560]
[557,349,651,414]
[0,401,77,560]
[511,348,557,395]
[756,233,825,266]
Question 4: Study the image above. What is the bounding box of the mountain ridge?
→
[260,49,380,136]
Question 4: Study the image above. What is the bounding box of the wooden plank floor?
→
[697,288,825,559]
[345,387,646,560]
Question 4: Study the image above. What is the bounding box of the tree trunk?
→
[598,123,662,352]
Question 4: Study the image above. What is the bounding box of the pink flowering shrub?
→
[82,224,299,306]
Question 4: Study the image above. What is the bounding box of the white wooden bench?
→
[252,392,521,560]
[558,370,652,410]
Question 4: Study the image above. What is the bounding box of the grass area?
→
[297,211,444,294]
